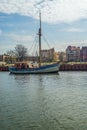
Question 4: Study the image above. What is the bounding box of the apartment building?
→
[80,47,87,62]
[66,46,80,62]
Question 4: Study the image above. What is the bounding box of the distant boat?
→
[9,12,60,74]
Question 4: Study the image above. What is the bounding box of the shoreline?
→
[0,62,87,71]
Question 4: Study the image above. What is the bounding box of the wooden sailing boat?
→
[9,12,60,74]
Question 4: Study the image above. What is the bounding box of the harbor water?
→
[0,72,87,130]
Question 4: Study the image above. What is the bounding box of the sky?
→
[0,0,87,54]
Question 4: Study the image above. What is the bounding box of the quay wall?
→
[0,66,9,71]
[0,63,87,71]
[60,63,87,71]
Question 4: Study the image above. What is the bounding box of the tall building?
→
[80,47,87,62]
[66,46,80,62]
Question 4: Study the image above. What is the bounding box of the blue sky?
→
[0,0,87,54]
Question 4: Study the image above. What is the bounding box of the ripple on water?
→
[0,72,87,130]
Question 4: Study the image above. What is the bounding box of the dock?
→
[0,63,87,71]
[60,62,87,71]
[0,66,9,71]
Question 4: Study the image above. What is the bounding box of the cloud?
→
[0,44,14,50]
[0,29,2,35]
[0,32,34,48]
[6,33,33,43]
[54,40,87,51]
[0,33,34,54]
[6,23,14,27]
[0,0,87,23]
[62,28,84,32]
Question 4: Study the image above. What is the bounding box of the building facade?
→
[41,48,55,62]
[80,47,87,62]
[59,52,67,62]
[66,46,80,62]
[0,55,3,61]
[0,54,16,64]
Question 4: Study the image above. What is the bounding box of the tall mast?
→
[39,11,41,67]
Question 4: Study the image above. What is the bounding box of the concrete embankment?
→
[60,63,87,71]
[0,66,9,71]
[0,63,87,71]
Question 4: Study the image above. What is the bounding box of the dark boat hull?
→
[9,63,60,74]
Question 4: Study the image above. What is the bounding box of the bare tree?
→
[7,50,15,56]
[7,44,28,61]
[14,44,28,61]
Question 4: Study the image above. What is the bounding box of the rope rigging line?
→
[28,35,38,55]
[33,37,39,56]
[42,34,51,49]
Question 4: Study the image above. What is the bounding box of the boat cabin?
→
[14,62,29,69]
[14,61,38,69]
